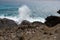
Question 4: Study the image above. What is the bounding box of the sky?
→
[0,0,60,6]
[0,0,60,2]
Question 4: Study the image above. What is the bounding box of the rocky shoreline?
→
[0,10,60,40]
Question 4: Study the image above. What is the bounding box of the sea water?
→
[0,1,60,24]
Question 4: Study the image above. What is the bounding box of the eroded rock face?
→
[45,16,60,27]
[0,18,18,28]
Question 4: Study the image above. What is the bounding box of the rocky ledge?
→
[0,15,60,40]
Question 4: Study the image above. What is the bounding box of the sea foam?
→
[0,5,46,24]
[18,5,46,24]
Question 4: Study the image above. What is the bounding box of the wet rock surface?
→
[0,18,60,40]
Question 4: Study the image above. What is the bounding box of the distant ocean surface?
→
[0,1,60,24]
[0,5,18,16]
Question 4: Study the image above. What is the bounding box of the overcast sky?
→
[0,0,60,2]
[0,0,60,6]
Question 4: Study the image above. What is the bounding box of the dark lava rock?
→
[32,21,45,27]
[19,36,24,40]
[45,16,60,27]
[57,10,60,14]
[20,20,31,25]
[32,21,44,25]
[0,18,18,28]
[19,20,45,29]
[18,20,31,30]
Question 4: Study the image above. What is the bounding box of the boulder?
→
[20,20,31,25]
[32,21,44,25]
[57,10,60,14]
[18,20,31,30]
[0,18,18,28]
[45,16,60,27]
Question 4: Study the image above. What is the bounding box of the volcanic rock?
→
[57,10,60,14]
[0,19,60,40]
[32,21,44,25]
[0,18,18,29]
[45,16,60,27]
[0,17,60,40]
[18,20,32,30]
[20,20,31,25]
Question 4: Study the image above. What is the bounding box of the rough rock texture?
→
[0,18,60,40]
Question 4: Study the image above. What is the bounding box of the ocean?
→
[0,1,60,24]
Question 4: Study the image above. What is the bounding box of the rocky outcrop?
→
[20,20,31,25]
[45,16,60,27]
[57,10,60,14]
[0,17,60,40]
[0,18,18,29]
[0,19,60,40]
[32,21,44,25]
[19,20,45,30]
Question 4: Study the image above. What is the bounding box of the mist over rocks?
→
[45,16,60,27]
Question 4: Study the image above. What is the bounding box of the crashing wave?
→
[18,5,45,24]
[0,5,46,24]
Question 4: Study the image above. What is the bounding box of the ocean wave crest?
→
[0,5,45,24]
[18,5,45,24]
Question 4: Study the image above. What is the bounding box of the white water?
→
[1,4,60,24]
[0,5,46,24]
[18,5,46,24]
[1,1,60,25]
[0,15,19,23]
[18,5,31,23]
[0,1,60,24]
